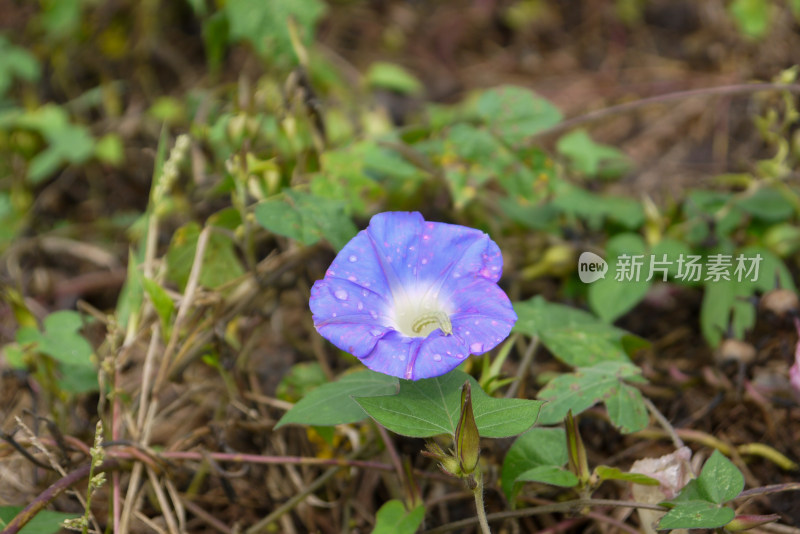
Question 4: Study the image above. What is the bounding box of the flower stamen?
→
[412,311,453,336]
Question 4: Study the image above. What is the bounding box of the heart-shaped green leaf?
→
[356,370,542,438]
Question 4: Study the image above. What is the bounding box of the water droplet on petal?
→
[456,353,465,359]
[357,302,364,310]
[348,275,357,282]
[432,354,442,362]
[370,328,382,336]
[398,353,406,361]
[334,289,348,300]
[362,290,368,297]
[348,255,358,262]
[421,258,428,265]
[332,312,337,317]
[370,311,378,319]
[470,342,484,353]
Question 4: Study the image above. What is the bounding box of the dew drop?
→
[370,328,382,336]
[332,312,337,317]
[334,289,348,300]
[348,275,357,282]
[348,255,358,262]
[456,353,465,359]
[421,258,428,265]
[398,353,406,361]
[465,330,471,336]
[370,311,378,319]
[432,354,442,362]
[357,302,364,310]
[470,342,484,353]
[361,290,368,297]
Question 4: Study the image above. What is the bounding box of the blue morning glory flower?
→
[309,212,517,380]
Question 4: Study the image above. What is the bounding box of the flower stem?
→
[472,469,491,534]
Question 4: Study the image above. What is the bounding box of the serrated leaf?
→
[513,296,645,366]
[556,129,629,178]
[225,0,326,64]
[254,190,357,250]
[551,182,644,230]
[356,370,542,438]
[501,427,567,500]
[537,361,648,432]
[594,465,659,486]
[658,501,734,530]
[275,370,399,428]
[475,85,562,144]
[372,500,425,534]
[697,450,744,504]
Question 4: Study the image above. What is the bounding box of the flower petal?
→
[363,212,504,294]
[449,278,517,355]
[310,278,393,358]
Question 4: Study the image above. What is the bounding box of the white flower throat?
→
[392,288,453,338]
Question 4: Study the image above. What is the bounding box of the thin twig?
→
[642,397,683,449]
[505,336,538,399]
[532,82,800,139]
[422,498,667,534]
[1,460,120,534]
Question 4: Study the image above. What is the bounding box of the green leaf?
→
[225,0,326,64]
[17,311,94,367]
[604,380,649,433]
[372,500,426,534]
[556,129,629,178]
[165,222,245,291]
[501,427,567,500]
[13,105,96,183]
[94,133,125,165]
[728,0,771,39]
[588,233,651,322]
[0,506,80,534]
[475,86,562,145]
[57,363,99,393]
[516,465,578,487]
[141,277,175,334]
[276,362,328,403]
[700,247,795,346]
[0,35,41,98]
[513,296,645,366]
[366,62,423,95]
[355,370,542,438]
[536,361,648,432]
[594,465,659,486]
[697,450,744,504]
[275,370,399,428]
[254,190,357,250]
[314,141,385,215]
[736,187,794,222]
[551,182,644,230]
[658,501,734,530]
